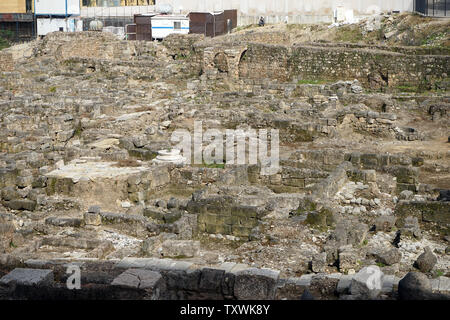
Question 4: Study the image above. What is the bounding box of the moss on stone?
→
[305,208,334,231]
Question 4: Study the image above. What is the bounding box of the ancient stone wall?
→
[207,42,449,89]
[345,152,424,193]
[36,32,142,62]
[395,201,450,236]
[289,45,449,89]
[187,195,264,240]
[0,52,14,72]
[238,44,291,81]
[1,259,448,300]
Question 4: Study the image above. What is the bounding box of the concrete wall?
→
[35,0,80,16]
[37,18,83,36]
[79,0,414,24]
[80,0,154,7]
[81,5,156,17]
[163,0,414,24]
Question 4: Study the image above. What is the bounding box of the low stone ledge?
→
[0,268,54,287]
[233,268,280,300]
[115,257,194,272]
[111,268,164,300]
[1,258,447,300]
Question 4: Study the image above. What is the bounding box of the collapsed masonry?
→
[0,22,449,300]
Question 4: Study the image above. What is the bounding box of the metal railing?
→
[414,0,449,16]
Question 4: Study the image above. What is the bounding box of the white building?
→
[79,0,416,27]
[151,14,189,39]
[35,0,81,16]
[35,0,82,36]
[159,0,414,24]
[37,18,83,36]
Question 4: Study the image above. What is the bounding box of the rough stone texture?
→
[398,272,434,300]
[45,217,82,228]
[3,199,36,211]
[161,240,200,258]
[374,216,397,232]
[415,247,438,273]
[274,277,308,300]
[0,21,449,301]
[0,268,54,286]
[311,252,327,273]
[111,268,163,299]
[219,41,450,89]
[308,275,339,300]
[331,220,368,246]
[337,275,353,294]
[374,248,402,266]
[350,266,384,299]
[84,211,102,226]
[234,268,280,300]
[199,268,225,293]
[338,247,360,273]
[395,201,450,235]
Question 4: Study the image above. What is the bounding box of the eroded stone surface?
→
[0,268,53,286]
[0,15,449,300]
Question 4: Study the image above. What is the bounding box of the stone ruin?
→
[0,23,449,300]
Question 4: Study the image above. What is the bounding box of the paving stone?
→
[438,276,450,293]
[337,275,353,294]
[298,274,313,286]
[115,257,193,271]
[0,268,53,286]
[430,278,439,291]
[234,268,280,300]
[111,268,163,299]
[350,266,384,299]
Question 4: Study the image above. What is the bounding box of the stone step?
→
[0,268,54,287]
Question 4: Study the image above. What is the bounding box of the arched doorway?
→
[213,52,228,73]
[238,49,248,78]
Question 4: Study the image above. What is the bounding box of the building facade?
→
[81,0,154,7]
[79,0,416,25]
[0,0,33,13]
[161,0,415,24]
[0,0,34,41]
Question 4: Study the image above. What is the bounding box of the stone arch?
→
[213,52,229,73]
[238,49,248,78]
[239,49,248,64]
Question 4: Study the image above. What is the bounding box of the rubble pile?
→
[0,24,448,300]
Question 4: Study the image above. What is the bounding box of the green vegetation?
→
[234,24,258,33]
[334,26,364,43]
[0,38,9,51]
[294,198,318,215]
[286,24,315,32]
[200,162,225,169]
[305,207,334,232]
[0,30,13,51]
[297,79,331,85]
[356,239,369,249]
[396,85,418,93]
[49,86,57,93]
[73,120,83,138]
[435,270,445,277]
[421,32,446,47]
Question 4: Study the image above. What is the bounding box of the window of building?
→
[174,21,181,30]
